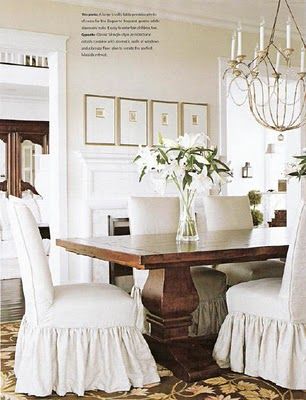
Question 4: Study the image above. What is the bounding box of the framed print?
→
[151,100,179,145]
[181,102,208,136]
[119,98,148,146]
[85,95,115,145]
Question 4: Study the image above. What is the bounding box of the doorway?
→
[0,28,68,283]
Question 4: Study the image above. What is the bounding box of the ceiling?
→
[51,0,306,34]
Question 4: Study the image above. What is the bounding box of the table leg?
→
[142,266,222,382]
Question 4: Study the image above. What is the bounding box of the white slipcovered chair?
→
[8,200,159,396]
[203,195,285,286]
[128,196,227,337]
[213,202,306,390]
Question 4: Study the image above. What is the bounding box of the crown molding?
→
[0,94,48,103]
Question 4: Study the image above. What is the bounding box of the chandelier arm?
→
[281,75,289,128]
[289,80,300,127]
[264,59,279,128]
[270,43,287,60]
[223,66,232,80]
[232,75,249,92]
[249,79,271,127]
[288,80,306,127]
[227,75,249,106]
[276,77,281,127]
[284,0,306,48]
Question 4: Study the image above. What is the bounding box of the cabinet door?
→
[21,140,34,185]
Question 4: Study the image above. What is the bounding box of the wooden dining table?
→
[56,226,289,382]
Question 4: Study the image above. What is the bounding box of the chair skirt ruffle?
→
[213,313,306,390]
[14,317,160,396]
[189,295,227,337]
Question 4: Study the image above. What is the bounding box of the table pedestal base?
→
[145,334,223,382]
[142,267,226,381]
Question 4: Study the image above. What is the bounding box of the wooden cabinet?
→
[0,119,49,197]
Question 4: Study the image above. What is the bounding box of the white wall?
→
[226,89,266,196]
[0,64,49,120]
[0,95,49,120]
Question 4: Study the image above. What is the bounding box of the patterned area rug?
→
[1,322,305,400]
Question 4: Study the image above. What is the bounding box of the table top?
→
[56,227,290,269]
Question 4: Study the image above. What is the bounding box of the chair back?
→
[280,202,306,322]
[128,196,179,289]
[203,195,253,231]
[8,198,54,325]
[129,196,179,235]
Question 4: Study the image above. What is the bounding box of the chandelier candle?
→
[286,17,291,49]
[275,50,280,72]
[237,23,242,56]
[231,32,236,60]
[259,18,265,51]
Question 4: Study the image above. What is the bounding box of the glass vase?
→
[176,188,199,242]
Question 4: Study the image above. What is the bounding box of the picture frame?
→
[181,102,208,137]
[85,94,116,145]
[151,100,179,145]
[119,97,148,146]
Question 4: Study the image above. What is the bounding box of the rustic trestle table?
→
[57,227,289,382]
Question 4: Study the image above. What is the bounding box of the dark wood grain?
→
[0,119,49,197]
[56,227,289,269]
[56,227,290,382]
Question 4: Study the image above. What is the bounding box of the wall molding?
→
[0,94,49,103]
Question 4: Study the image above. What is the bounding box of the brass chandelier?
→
[225,0,306,132]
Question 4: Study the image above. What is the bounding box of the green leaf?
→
[133,154,141,163]
[182,173,192,189]
[139,166,147,182]
[158,147,169,163]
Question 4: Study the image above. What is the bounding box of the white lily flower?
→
[189,169,212,193]
[193,154,210,165]
[162,137,178,149]
[161,162,185,180]
[134,134,232,196]
[136,146,158,170]
[210,170,224,185]
[178,133,206,149]
[283,162,297,177]
[168,149,181,161]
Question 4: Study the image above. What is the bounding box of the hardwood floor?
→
[0,278,25,322]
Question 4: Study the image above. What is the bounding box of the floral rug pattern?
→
[1,322,305,400]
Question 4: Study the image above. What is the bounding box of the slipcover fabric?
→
[128,196,227,337]
[8,200,160,396]
[203,195,285,286]
[213,203,306,390]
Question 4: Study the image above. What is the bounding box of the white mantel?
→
[73,149,161,283]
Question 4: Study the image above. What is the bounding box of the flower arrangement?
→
[285,155,306,180]
[134,133,232,241]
